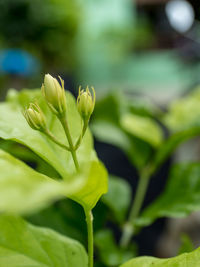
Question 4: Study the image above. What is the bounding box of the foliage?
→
[102,175,132,224]
[0,214,88,267]
[120,246,200,267]
[136,163,200,227]
[1,82,200,267]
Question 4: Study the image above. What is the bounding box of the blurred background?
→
[1,0,200,265]
[1,0,200,101]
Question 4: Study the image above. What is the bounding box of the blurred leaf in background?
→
[102,175,132,224]
[0,0,81,74]
[136,163,200,228]
[164,87,200,132]
[91,92,162,170]
[95,229,137,267]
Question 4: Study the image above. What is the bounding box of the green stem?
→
[58,114,93,267]
[120,169,151,248]
[58,114,79,171]
[75,119,89,150]
[85,209,94,267]
[43,129,71,151]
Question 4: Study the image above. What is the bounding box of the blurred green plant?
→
[91,87,200,265]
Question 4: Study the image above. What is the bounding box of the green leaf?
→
[120,113,163,147]
[0,89,95,178]
[0,149,83,214]
[27,199,86,245]
[136,163,200,227]
[91,120,152,170]
[0,89,108,211]
[70,161,108,211]
[95,229,136,266]
[91,93,154,169]
[0,214,88,267]
[164,87,200,132]
[152,127,200,171]
[120,246,200,267]
[102,175,131,223]
[178,234,194,255]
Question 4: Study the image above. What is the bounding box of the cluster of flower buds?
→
[23,74,96,154]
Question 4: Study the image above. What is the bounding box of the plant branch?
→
[120,168,151,248]
[59,113,94,267]
[85,209,94,267]
[74,119,89,150]
[58,114,79,171]
[43,129,71,151]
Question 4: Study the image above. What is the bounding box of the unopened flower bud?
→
[42,74,66,115]
[77,86,95,121]
[23,103,46,131]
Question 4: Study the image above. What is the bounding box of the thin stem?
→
[58,114,79,171]
[75,119,89,150]
[120,169,151,248]
[58,113,93,267]
[43,129,71,151]
[85,209,94,267]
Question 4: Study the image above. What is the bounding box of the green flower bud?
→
[77,86,95,120]
[23,103,46,131]
[42,74,66,115]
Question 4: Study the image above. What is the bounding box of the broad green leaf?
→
[0,149,83,214]
[178,234,194,255]
[0,139,60,178]
[136,163,200,227]
[102,175,131,223]
[120,113,163,147]
[0,89,95,178]
[120,246,200,267]
[0,89,108,211]
[91,93,154,169]
[70,161,108,211]
[0,214,87,267]
[164,87,200,132]
[95,229,136,266]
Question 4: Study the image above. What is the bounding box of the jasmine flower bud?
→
[23,103,46,131]
[42,74,66,115]
[77,86,96,121]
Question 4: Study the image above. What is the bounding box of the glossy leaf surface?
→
[0,215,88,267]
